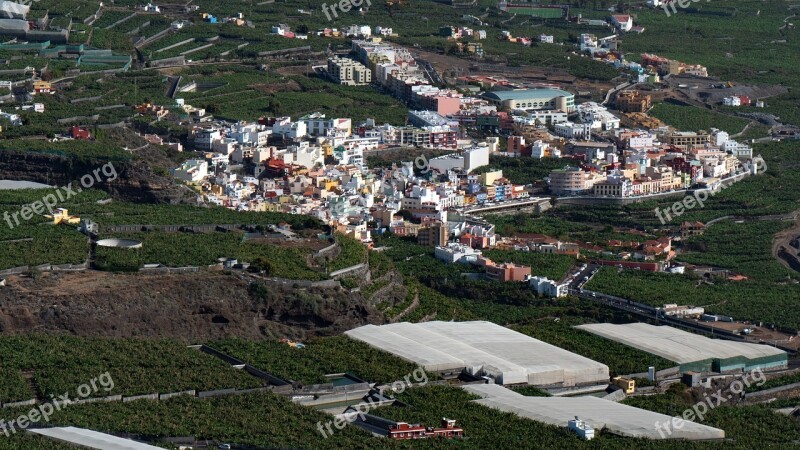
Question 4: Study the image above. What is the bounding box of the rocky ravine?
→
[0,150,194,204]
[0,271,381,341]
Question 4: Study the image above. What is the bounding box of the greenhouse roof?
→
[575,323,786,364]
[345,321,609,386]
[463,384,725,440]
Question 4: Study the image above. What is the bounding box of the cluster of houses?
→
[545,123,755,197]
[433,241,568,297]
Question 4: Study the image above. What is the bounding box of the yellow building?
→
[479,170,503,186]
[612,376,636,394]
[50,208,80,225]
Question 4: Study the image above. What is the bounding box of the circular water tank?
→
[96,238,143,249]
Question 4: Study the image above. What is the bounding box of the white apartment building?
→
[553,122,592,139]
[435,243,482,264]
[194,128,221,150]
[327,57,372,86]
[529,276,568,298]
[172,159,208,182]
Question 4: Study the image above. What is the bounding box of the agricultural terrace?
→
[0,335,262,402]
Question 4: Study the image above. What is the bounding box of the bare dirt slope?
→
[0,271,381,341]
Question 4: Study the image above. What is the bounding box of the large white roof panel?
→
[28,427,164,450]
[346,321,609,386]
[0,1,29,19]
[575,323,785,364]
[463,384,725,440]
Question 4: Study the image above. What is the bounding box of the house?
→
[272,23,291,36]
[172,159,209,182]
[529,276,568,298]
[568,417,595,440]
[71,126,91,140]
[612,376,636,394]
[681,221,704,238]
[610,15,633,32]
[33,80,54,94]
[19,103,44,113]
[49,208,80,225]
[476,257,530,282]
[435,243,481,264]
[388,419,463,440]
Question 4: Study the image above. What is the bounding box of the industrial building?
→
[482,88,575,113]
[463,384,725,440]
[0,1,69,42]
[345,321,609,386]
[576,323,787,372]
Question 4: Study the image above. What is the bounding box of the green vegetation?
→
[0,369,33,403]
[474,156,567,185]
[586,267,800,330]
[94,231,324,279]
[679,220,795,282]
[482,248,575,281]
[176,65,408,124]
[746,373,800,393]
[212,336,422,384]
[650,100,750,133]
[327,234,368,272]
[0,335,262,398]
[0,391,376,449]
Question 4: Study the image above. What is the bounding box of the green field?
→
[0,335,262,400]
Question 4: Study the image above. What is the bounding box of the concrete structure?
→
[172,159,209,182]
[463,384,725,440]
[548,166,598,195]
[529,276,568,298]
[616,91,651,113]
[568,416,595,440]
[576,323,788,372]
[345,321,610,386]
[435,242,481,264]
[327,57,372,85]
[482,88,575,113]
[663,131,711,150]
[428,145,489,174]
[479,258,531,282]
[417,222,449,247]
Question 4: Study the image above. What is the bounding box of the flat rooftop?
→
[575,323,786,364]
[463,384,725,440]
[345,321,609,386]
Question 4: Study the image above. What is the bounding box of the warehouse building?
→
[463,384,725,440]
[482,88,575,112]
[0,1,68,42]
[576,323,787,373]
[345,321,609,386]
